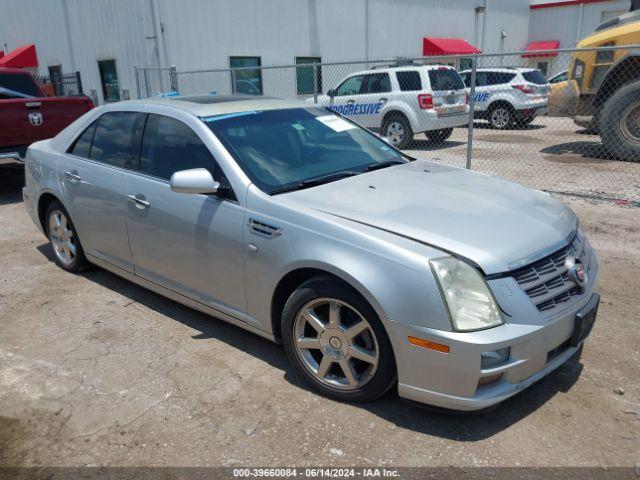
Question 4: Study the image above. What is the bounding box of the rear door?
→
[427,68,467,117]
[124,114,247,316]
[58,111,145,272]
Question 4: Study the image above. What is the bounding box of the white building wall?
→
[0,0,531,103]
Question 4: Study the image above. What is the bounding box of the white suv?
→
[459,68,550,129]
[312,64,469,149]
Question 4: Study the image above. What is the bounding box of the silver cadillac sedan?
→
[23,95,599,411]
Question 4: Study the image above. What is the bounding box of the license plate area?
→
[570,294,599,347]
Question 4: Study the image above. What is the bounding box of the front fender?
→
[244,186,452,335]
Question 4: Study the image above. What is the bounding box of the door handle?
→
[64,170,81,183]
[379,97,388,103]
[127,194,150,209]
[346,99,355,105]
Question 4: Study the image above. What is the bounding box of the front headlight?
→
[430,256,503,332]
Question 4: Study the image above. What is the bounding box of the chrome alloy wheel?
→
[48,209,77,266]
[293,298,379,390]
[620,102,640,144]
[385,121,405,146]
[491,108,511,129]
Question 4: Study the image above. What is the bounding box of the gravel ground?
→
[0,162,638,468]
[406,116,640,202]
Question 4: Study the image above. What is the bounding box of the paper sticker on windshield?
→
[291,123,305,131]
[316,115,356,132]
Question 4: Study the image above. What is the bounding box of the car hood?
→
[281,160,577,275]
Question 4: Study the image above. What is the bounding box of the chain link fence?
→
[135,45,640,203]
[36,71,84,96]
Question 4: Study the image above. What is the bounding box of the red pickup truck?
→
[0,68,94,163]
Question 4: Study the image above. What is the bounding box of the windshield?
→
[205,107,407,194]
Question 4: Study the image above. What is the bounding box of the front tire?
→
[599,81,640,161]
[45,201,89,272]
[281,276,396,402]
[488,104,514,129]
[382,114,413,149]
[426,128,453,143]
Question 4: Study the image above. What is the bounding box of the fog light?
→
[480,348,510,369]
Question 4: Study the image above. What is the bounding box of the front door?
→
[124,114,247,318]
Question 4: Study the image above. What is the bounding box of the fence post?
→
[170,66,179,94]
[465,57,478,170]
[75,71,84,95]
[134,67,141,99]
[143,69,151,98]
[313,64,318,104]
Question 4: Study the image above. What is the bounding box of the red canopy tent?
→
[0,44,38,68]
[423,37,481,56]
[522,41,560,58]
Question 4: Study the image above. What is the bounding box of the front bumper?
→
[390,289,599,411]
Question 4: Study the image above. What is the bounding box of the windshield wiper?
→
[364,159,406,172]
[270,171,360,195]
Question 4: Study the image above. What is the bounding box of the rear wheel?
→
[45,201,89,272]
[488,104,514,129]
[382,114,413,149]
[599,81,640,161]
[426,128,453,143]
[281,276,396,402]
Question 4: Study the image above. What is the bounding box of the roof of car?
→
[126,95,311,117]
[350,63,456,76]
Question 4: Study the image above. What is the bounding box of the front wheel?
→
[599,81,640,161]
[46,201,89,272]
[426,128,453,143]
[281,277,397,402]
[382,114,413,149]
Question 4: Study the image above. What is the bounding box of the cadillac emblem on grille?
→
[566,256,587,287]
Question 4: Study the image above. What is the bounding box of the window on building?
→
[536,62,549,76]
[361,73,391,94]
[459,58,473,72]
[90,112,146,169]
[295,57,322,95]
[98,59,120,102]
[230,56,262,95]
[396,71,422,91]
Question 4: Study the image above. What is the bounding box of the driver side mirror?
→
[170,168,220,195]
[328,88,337,98]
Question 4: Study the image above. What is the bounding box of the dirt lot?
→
[0,153,639,468]
[407,116,640,202]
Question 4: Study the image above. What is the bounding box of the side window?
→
[362,73,391,94]
[396,71,422,91]
[68,121,98,158]
[139,114,234,198]
[336,75,364,96]
[474,72,489,87]
[90,112,146,169]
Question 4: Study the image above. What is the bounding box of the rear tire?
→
[426,128,453,143]
[281,276,397,403]
[488,104,514,129]
[45,201,89,272]
[599,81,640,161]
[382,114,413,149]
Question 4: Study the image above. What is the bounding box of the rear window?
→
[396,71,422,91]
[0,72,40,97]
[89,112,146,169]
[522,70,547,85]
[428,69,465,91]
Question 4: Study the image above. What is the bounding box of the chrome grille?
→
[511,232,590,314]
